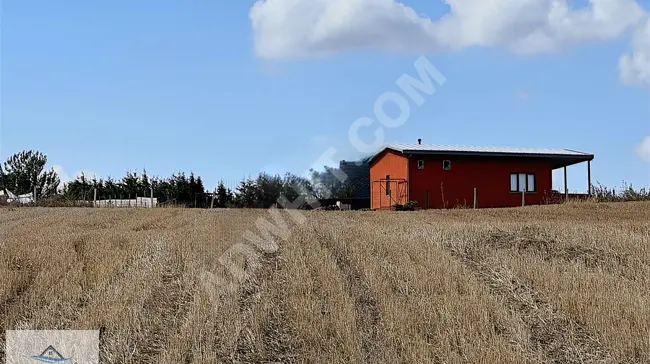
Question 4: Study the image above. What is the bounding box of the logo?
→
[30,345,70,363]
[6,330,99,364]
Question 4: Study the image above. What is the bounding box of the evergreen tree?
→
[122,171,139,198]
[140,169,151,197]
[216,181,233,208]
[2,150,60,197]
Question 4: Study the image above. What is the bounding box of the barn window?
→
[527,174,536,193]
[417,160,425,170]
[442,160,451,171]
[510,173,536,192]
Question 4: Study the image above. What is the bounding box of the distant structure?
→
[339,160,370,199]
[0,189,34,204]
[93,197,157,208]
[369,140,594,209]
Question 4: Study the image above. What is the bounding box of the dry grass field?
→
[1,202,649,363]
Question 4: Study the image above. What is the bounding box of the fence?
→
[93,197,158,208]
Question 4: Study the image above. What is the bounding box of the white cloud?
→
[52,165,72,186]
[52,164,98,190]
[250,0,646,59]
[619,18,650,87]
[636,135,650,162]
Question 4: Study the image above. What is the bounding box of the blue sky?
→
[1,0,649,192]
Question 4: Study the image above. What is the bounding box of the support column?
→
[587,161,591,197]
[564,166,569,201]
[473,187,477,209]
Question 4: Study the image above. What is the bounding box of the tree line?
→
[0,150,365,208]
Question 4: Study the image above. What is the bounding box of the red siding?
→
[408,155,553,209]
[370,150,409,209]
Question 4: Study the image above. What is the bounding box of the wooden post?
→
[587,161,591,197]
[150,187,154,208]
[94,188,97,208]
[211,187,216,209]
[522,189,525,207]
[473,187,477,209]
[564,166,569,201]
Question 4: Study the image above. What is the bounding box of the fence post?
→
[94,188,97,208]
[473,187,477,209]
[150,187,154,208]
[522,189,525,207]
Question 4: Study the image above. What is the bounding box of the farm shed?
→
[369,141,594,209]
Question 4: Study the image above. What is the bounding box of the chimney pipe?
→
[418,138,422,145]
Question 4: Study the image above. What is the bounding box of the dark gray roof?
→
[339,160,370,199]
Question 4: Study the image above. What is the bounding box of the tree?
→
[235,177,259,208]
[122,171,139,198]
[140,169,151,197]
[2,150,60,197]
[216,181,233,208]
[310,166,347,199]
[281,172,316,208]
[63,172,92,200]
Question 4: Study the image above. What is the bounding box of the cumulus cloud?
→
[619,18,650,87]
[250,0,646,59]
[52,164,98,190]
[636,136,650,162]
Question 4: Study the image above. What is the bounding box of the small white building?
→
[93,197,157,208]
[0,189,34,204]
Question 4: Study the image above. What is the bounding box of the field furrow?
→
[0,203,648,363]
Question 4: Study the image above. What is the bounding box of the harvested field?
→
[1,202,649,363]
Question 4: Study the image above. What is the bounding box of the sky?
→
[1,0,649,193]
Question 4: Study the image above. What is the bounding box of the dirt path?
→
[231,250,298,364]
[447,239,612,364]
[0,257,36,362]
[129,262,195,363]
[485,228,648,281]
[316,230,381,364]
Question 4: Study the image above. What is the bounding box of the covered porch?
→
[550,153,595,201]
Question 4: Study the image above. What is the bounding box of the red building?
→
[369,141,594,209]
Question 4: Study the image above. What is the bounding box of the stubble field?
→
[1,202,649,363]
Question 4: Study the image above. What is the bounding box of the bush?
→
[394,200,418,211]
[591,182,650,202]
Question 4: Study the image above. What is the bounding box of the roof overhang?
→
[370,146,594,169]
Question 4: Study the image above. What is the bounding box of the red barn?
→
[369,141,594,209]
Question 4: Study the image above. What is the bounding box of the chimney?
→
[417,138,422,145]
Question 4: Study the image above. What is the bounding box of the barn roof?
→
[372,143,594,169]
[339,160,370,199]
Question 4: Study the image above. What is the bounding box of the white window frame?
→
[442,160,451,171]
[417,160,425,170]
[510,173,536,193]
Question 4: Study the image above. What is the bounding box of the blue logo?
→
[30,345,70,363]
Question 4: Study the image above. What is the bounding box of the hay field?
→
[1,202,649,363]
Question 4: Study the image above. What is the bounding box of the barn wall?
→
[369,150,409,209]
[408,155,553,209]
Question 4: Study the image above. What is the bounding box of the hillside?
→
[1,202,649,363]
